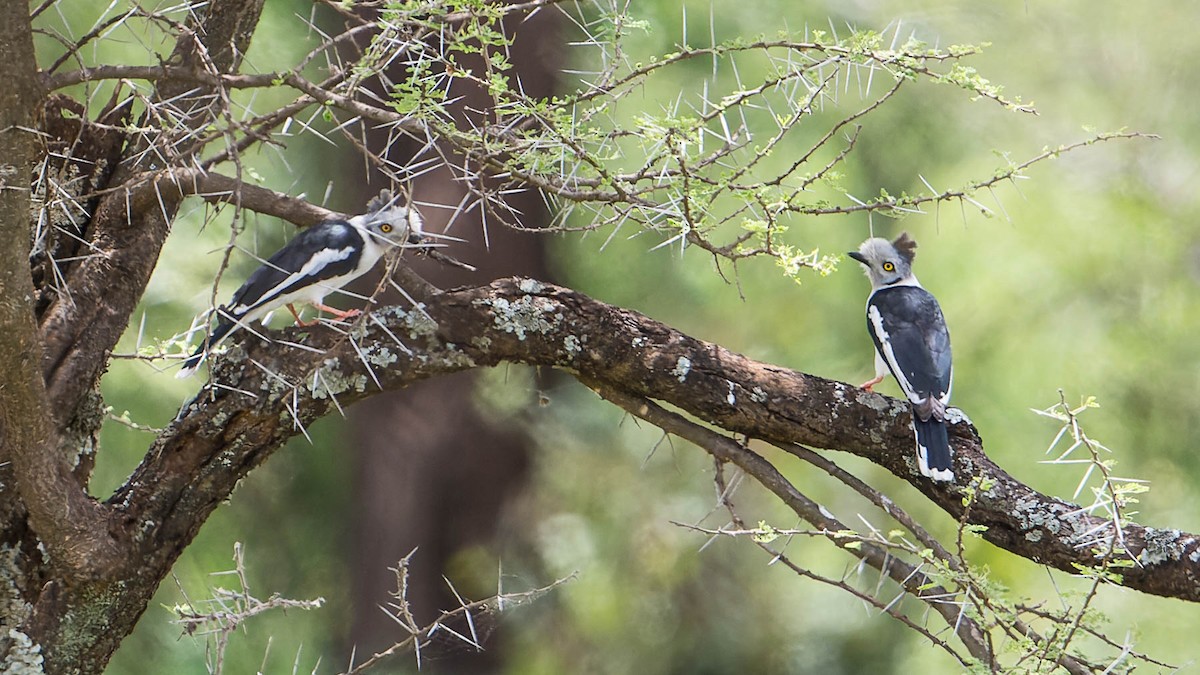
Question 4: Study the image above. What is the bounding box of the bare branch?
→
[338,553,574,675]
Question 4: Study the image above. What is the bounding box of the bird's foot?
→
[312,302,362,322]
[858,374,885,391]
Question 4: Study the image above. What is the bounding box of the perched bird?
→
[177,192,423,378]
[848,232,954,482]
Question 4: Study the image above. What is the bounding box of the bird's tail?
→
[913,416,954,482]
[176,319,235,379]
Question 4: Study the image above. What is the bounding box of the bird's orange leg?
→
[859,374,885,391]
[287,303,321,327]
[311,302,362,322]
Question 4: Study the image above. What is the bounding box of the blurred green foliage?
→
[35,0,1200,672]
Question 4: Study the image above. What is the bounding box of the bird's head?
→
[847,232,917,287]
[356,190,424,247]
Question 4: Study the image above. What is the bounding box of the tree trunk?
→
[347,6,560,669]
[0,2,267,671]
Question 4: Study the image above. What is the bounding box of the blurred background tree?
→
[14,0,1200,673]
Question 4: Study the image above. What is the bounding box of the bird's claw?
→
[288,302,363,326]
[858,375,885,391]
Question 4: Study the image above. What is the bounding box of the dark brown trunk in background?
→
[348,6,560,670]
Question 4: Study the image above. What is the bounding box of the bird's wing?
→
[226,221,364,318]
[866,286,952,404]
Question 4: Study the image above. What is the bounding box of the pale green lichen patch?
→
[56,582,124,667]
[374,304,439,340]
[982,478,1003,501]
[437,344,477,369]
[372,304,412,321]
[309,358,369,399]
[68,390,105,470]
[363,346,399,369]
[1137,528,1185,566]
[855,390,894,414]
[2,628,43,674]
[518,278,545,294]
[0,547,32,617]
[829,386,848,419]
[216,448,237,468]
[1061,512,1107,547]
[0,546,39,673]
[1012,495,1058,536]
[477,295,563,340]
[259,366,301,400]
[213,343,248,378]
[563,334,582,357]
[866,424,885,445]
[671,356,692,382]
[402,309,439,340]
[944,407,971,425]
[70,435,96,472]
[749,386,768,403]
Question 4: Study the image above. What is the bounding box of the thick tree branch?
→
[171,168,343,226]
[102,276,1200,614]
[37,0,266,428]
[0,0,118,579]
[21,2,269,670]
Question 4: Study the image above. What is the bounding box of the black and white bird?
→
[177,193,423,378]
[848,232,954,482]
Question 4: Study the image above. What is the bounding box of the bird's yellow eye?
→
[380,223,393,234]
[882,261,895,272]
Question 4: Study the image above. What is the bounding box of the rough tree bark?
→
[1,0,270,671]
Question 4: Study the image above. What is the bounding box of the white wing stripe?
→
[229,246,356,314]
[867,303,923,405]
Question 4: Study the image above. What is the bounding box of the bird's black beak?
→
[847,251,868,265]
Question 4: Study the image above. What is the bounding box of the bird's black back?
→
[225,220,365,317]
[867,285,952,398]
